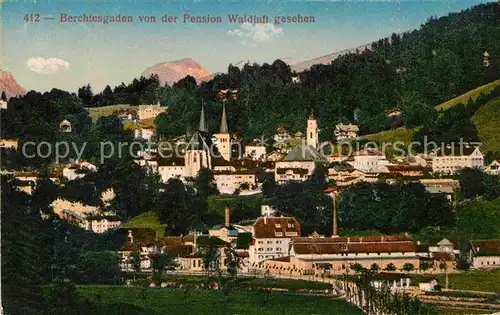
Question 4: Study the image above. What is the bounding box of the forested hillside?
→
[74,3,499,142]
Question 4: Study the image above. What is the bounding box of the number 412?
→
[24,13,40,22]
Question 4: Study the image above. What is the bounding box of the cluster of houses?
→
[128,104,494,200]
[117,204,500,275]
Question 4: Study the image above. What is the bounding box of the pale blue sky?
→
[1,0,489,93]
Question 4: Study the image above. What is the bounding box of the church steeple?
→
[220,100,228,134]
[198,101,208,132]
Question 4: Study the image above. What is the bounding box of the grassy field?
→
[411,268,500,293]
[359,127,420,147]
[121,211,166,238]
[87,104,135,122]
[359,79,500,149]
[77,285,362,315]
[134,275,332,291]
[435,79,500,111]
[472,96,500,153]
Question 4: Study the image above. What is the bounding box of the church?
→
[149,102,258,194]
[275,110,326,184]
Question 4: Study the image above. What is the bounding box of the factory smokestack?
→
[225,207,231,226]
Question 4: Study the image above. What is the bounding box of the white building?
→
[273,126,292,144]
[432,146,484,174]
[213,170,257,195]
[62,161,97,180]
[248,217,301,265]
[137,102,165,120]
[0,139,18,150]
[85,217,122,233]
[0,100,7,109]
[306,110,318,149]
[245,140,267,161]
[261,205,277,217]
[274,112,325,184]
[134,127,155,141]
[213,102,231,161]
[334,124,359,142]
[350,149,388,173]
[469,240,500,269]
[275,146,320,184]
[485,160,500,175]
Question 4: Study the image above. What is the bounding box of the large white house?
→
[349,149,388,173]
[469,239,500,269]
[432,146,484,174]
[247,217,301,265]
[334,124,359,142]
[245,140,267,161]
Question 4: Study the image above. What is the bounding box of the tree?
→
[73,251,121,284]
[132,252,141,274]
[78,84,93,105]
[201,244,220,275]
[152,252,176,275]
[262,177,277,198]
[385,263,397,271]
[370,263,380,272]
[439,262,448,271]
[194,167,219,197]
[351,263,365,273]
[459,168,485,200]
[156,178,194,235]
[420,262,430,271]
[1,175,46,314]
[224,245,241,278]
[402,263,415,273]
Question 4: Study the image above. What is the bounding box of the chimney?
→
[127,230,133,243]
[193,232,198,254]
[225,207,231,226]
[347,237,351,243]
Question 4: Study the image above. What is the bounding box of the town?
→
[1,2,500,315]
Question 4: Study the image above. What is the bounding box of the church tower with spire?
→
[307,109,318,149]
[185,103,211,177]
[214,101,231,161]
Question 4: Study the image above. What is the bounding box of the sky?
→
[1,0,491,93]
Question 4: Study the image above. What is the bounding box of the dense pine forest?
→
[74,3,500,140]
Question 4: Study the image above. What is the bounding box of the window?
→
[276,240,282,244]
[258,241,263,244]
[267,241,273,244]
[275,224,281,228]
[258,248,263,251]
[276,248,281,251]
[267,248,272,251]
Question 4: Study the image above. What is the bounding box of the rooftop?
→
[283,145,325,162]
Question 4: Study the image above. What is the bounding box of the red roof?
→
[470,240,500,256]
[353,149,384,156]
[254,217,301,239]
[292,236,416,255]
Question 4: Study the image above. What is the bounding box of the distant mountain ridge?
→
[0,70,26,98]
[291,44,371,72]
[141,58,213,86]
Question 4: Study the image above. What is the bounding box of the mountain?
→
[291,45,371,72]
[0,70,26,98]
[141,58,212,86]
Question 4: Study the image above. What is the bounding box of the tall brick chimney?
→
[225,207,231,226]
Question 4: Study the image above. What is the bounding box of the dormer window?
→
[275,224,281,228]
